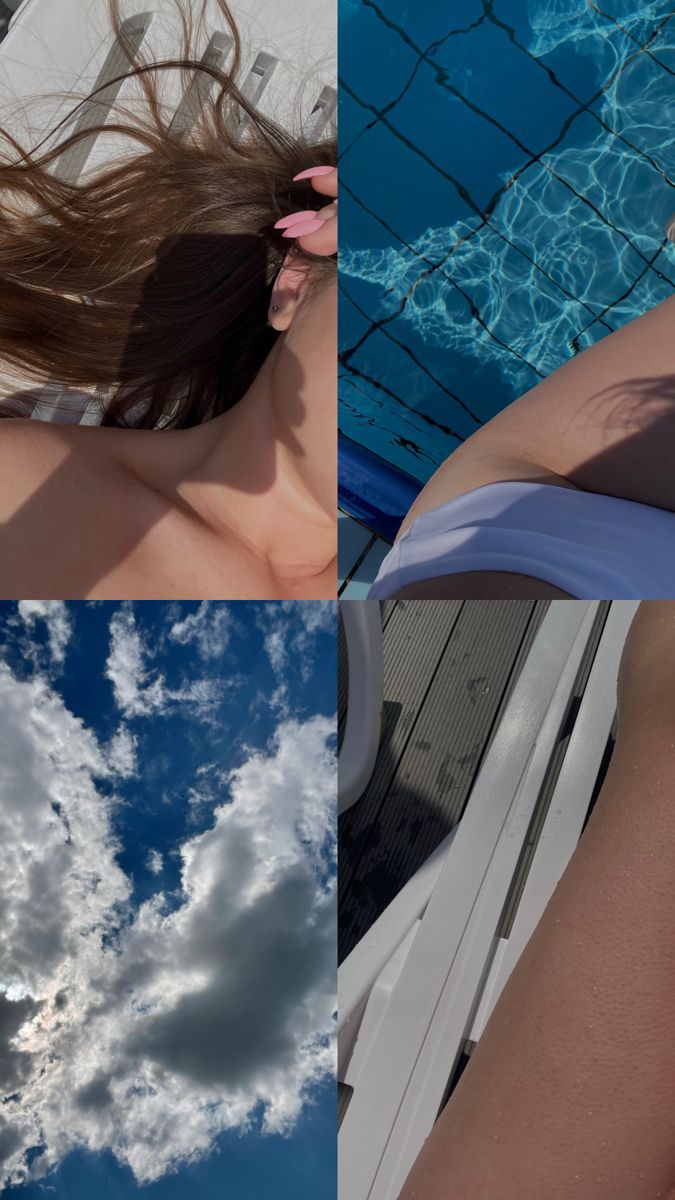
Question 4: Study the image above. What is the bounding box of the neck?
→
[174,331,336,577]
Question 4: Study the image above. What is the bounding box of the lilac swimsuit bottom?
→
[367,482,675,600]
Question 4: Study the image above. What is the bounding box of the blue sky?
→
[0,602,336,1198]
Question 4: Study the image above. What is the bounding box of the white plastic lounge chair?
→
[338,601,384,816]
[338,600,638,1200]
[0,0,335,422]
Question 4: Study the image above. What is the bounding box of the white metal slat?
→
[342,920,421,1093]
[339,601,599,1200]
[468,599,638,1042]
[338,825,457,1056]
[1,0,335,135]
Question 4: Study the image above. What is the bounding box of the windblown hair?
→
[0,0,336,426]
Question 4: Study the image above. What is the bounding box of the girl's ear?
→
[268,251,312,331]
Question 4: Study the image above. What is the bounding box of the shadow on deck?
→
[338,599,614,964]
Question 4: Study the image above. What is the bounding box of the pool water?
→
[339,0,675,486]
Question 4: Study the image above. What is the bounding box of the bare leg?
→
[398,602,675,1200]
[403,294,675,530]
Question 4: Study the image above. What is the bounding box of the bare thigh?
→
[398,601,675,1200]
[402,293,675,532]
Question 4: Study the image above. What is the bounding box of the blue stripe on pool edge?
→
[338,433,421,542]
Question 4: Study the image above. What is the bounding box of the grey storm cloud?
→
[0,1118,23,1169]
[130,867,335,1088]
[0,994,38,1095]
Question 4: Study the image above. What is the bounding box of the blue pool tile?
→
[540,110,668,265]
[391,59,524,213]
[491,0,639,104]
[368,0,484,47]
[591,41,675,178]
[346,323,477,439]
[591,0,670,39]
[431,17,577,156]
[490,149,645,312]
[338,0,675,512]
[652,243,675,290]
[340,371,449,483]
[341,178,408,253]
[581,267,675,347]
[339,1,420,111]
[342,117,476,244]
[649,18,675,71]
[435,222,598,383]
[341,276,383,350]
[339,86,377,157]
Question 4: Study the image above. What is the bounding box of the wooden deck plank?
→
[338,599,549,962]
[339,600,464,907]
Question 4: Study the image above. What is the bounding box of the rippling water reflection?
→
[340,0,675,481]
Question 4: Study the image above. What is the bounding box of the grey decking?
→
[338,599,614,964]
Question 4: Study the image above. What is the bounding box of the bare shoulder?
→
[0,421,59,507]
[0,420,143,599]
[0,420,109,517]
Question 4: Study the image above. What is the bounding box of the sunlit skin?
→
[397,601,675,1200]
[390,293,675,599]
[0,170,337,601]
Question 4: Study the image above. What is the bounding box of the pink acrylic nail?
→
[281,219,326,238]
[274,210,319,229]
[293,166,335,181]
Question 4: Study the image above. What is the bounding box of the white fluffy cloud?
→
[16,601,72,667]
[264,627,288,673]
[0,661,336,1189]
[105,606,166,716]
[168,602,233,660]
[106,725,138,778]
[259,602,336,681]
[145,849,164,875]
[105,606,223,719]
[283,600,335,636]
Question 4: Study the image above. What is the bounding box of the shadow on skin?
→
[0,233,314,598]
[557,372,675,510]
[387,371,675,598]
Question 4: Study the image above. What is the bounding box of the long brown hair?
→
[0,0,336,427]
